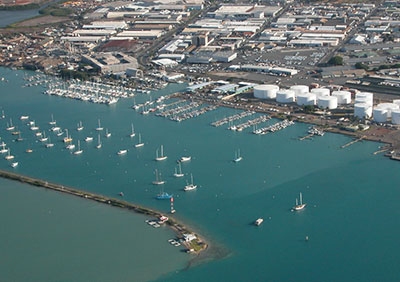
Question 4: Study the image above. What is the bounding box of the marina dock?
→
[341,136,366,148]
[211,111,255,127]
[0,169,207,254]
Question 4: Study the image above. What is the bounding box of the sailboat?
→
[155,145,167,161]
[73,140,83,155]
[39,131,48,142]
[173,162,184,177]
[135,133,144,148]
[233,149,243,163]
[292,192,306,211]
[105,128,111,138]
[117,149,127,155]
[77,121,84,131]
[6,118,15,131]
[63,129,72,143]
[96,134,102,149]
[96,119,103,131]
[4,148,14,160]
[152,169,165,185]
[129,123,136,137]
[45,137,54,148]
[0,143,8,154]
[184,174,197,191]
[49,114,56,125]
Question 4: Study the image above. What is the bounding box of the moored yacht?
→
[292,192,306,211]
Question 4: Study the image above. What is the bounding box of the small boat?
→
[95,119,103,131]
[184,174,197,191]
[16,132,23,142]
[73,140,83,155]
[156,191,173,200]
[292,192,306,211]
[85,136,93,142]
[129,123,136,138]
[155,145,167,161]
[20,115,29,120]
[117,149,127,155]
[26,148,33,153]
[39,131,48,142]
[119,192,124,197]
[173,162,184,178]
[152,169,165,185]
[56,129,64,136]
[5,149,14,160]
[233,149,242,163]
[6,118,15,131]
[180,156,191,162]
[135,133,144,148]
[45,137,54,148]
[96,134,102,149]
[30,121,39,131]
[77,121,84,131]
[105,128,111,138]
[49,114,56,125]
[66,143,75,150]
[63,129,72,143]
[255,218,263,226]
[11,162,18,168]
[50,126,60,132]
[0,143,8,154]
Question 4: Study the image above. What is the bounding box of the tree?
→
[355,62,369,70]
[328,56,343,66]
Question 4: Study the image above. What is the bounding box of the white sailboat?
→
[49,114,56,125]
[152,169,165,185]
[117,149,127,155]
[184,174,197,191]
[129,123,136,137]
[39,131,48,142]
[77,121,84,131]
[73,140,83,155]
[0,143,8,154]
[96,119,103,131]
[155,145,167,161]
[45,137,54,148]
[173,162,184,178]
[11,161,18,168]
[6,118,15,131]
[4,148,14,160]
[105,128,111,138]
[292,192,306,211]
[96,134,102,149]
[135,133,144,148]
[233,149,243,163]
[85,136,93,142]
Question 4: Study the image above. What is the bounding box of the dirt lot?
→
[11,15,69,28]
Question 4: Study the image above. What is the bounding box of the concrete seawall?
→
[0,169,208,255]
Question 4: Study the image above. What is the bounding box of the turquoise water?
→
[1,68,400,281]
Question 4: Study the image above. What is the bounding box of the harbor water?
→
[1,67,400,282]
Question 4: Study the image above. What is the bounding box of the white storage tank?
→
[355,92,373,106]
[332,90,352,104]
[276,89,295,103]
[373,108,388,123]
[290,85,309,97]
[391,109,400,124]
[311,88,330,98]
[254,84,279,99]
[296,92,316,106]
[354,103,373,119]
[375,103,399,118]
[317,96,338,109]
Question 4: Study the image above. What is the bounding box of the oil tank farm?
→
[276,89,295,103]
[317,96,338,109]
[332,90,352,105]
[253,84,279,99]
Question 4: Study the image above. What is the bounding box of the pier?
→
[0,169,207,254]
[299,134,314,141]
[341,136,366,148]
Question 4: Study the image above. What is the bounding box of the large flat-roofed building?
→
[82,21,128,30]
[207,4,281,20]
[115,30,164,39]
[82,52,138,74]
